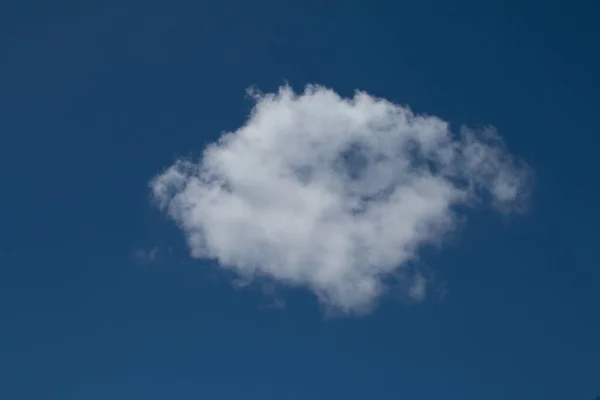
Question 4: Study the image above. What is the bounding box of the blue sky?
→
[1,0,599,399]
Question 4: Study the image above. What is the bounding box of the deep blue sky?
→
[1,0,598,399]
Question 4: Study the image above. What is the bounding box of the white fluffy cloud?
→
[151,84,531,314]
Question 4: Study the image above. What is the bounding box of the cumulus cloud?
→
[150,84,531,314]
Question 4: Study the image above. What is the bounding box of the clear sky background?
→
[1,0,599,399]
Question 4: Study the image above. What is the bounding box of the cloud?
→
[150,84,531,314]
[132,246,159,263]
[408,272,428,302]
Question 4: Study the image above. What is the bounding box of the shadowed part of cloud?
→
[150,84,531,314]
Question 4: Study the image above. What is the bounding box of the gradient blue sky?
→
[1,0,599,399]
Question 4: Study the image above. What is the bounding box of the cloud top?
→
[151,84,530,313]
